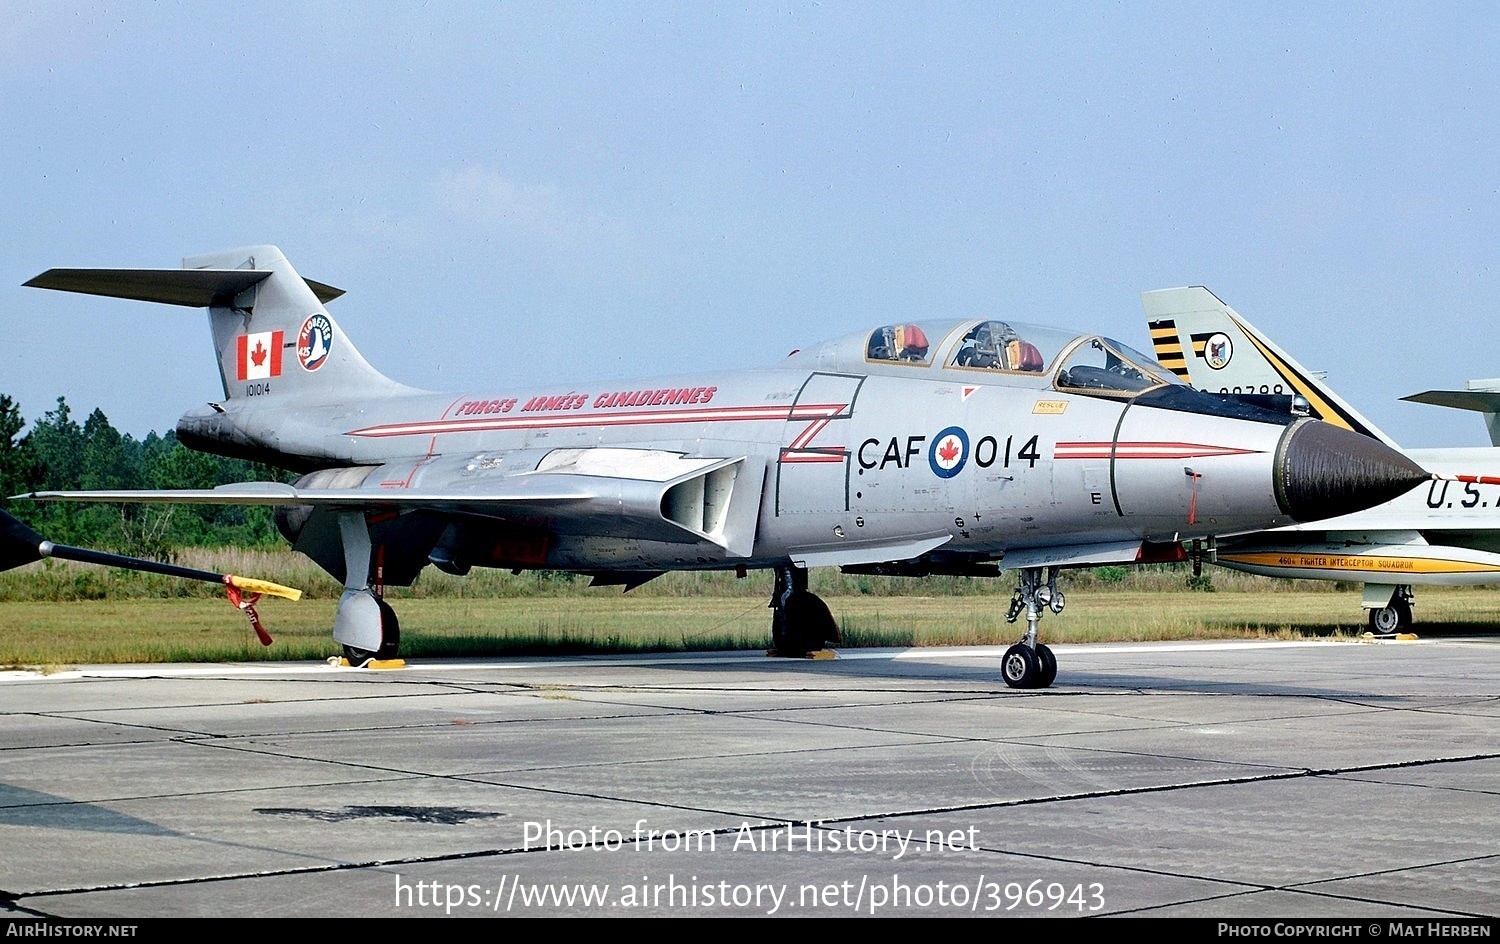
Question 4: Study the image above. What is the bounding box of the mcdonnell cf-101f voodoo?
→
[14,246,1429,686]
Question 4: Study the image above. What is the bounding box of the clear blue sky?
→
[4,1,1497,447]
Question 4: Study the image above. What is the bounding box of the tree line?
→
[0,393,291,558]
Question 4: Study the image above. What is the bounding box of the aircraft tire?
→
[1368,605,1402,635]
[772,590,839,655]
[1035,644,1057,688]
[344,599,401,665]
[1001,644,1038,688]
[375,598,402,659]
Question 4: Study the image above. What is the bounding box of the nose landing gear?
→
[1002,566,1061,688]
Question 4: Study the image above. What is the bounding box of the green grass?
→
[3,549,1497,666]
[2,583,1497,668]
[0,550,1377,602]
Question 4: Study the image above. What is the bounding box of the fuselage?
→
[178,317,1423,578]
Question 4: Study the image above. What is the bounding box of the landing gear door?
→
[776,372,864,515]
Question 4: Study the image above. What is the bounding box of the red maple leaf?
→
[251,340,268,367]
[938,438,960,463]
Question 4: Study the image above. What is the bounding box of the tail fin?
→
[1142,286,1399,448]
[1403,380,1500,446]
[26,245,417,404]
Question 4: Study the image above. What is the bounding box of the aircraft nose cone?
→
[1274,420,1429,523]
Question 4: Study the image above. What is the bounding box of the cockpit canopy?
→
[866,323,932,363]
[949,320,1046,372]
[811,318,1182,400]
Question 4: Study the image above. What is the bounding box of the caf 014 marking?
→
[857,431,1044,475]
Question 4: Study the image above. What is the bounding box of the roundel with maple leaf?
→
[928,426,969,478]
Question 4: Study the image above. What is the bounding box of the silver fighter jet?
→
[17,247,1429,686]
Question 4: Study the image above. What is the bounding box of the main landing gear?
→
[769,562,841,656]
[1366,584,1415,636]
[338,592,401,666]
[332,511,402,665]
[1002,567,1062,689]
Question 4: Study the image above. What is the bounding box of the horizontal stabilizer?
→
[1403,388,1500,413]
[25,268,344,307]
[1402,388,1500,447]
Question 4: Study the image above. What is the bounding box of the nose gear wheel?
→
[1002,566,1060,688]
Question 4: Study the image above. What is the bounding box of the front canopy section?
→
[1053,336,1184,398]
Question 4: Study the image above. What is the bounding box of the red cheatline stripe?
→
[788,415,836,449]
[1055,441,1263,460]
[779,452,847,464]
[1053,442,1112,458]
[348,402,847,439]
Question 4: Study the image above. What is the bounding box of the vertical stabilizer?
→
[185,246,414,404]
[1142,286,1398,448]
[26,246,425,469]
